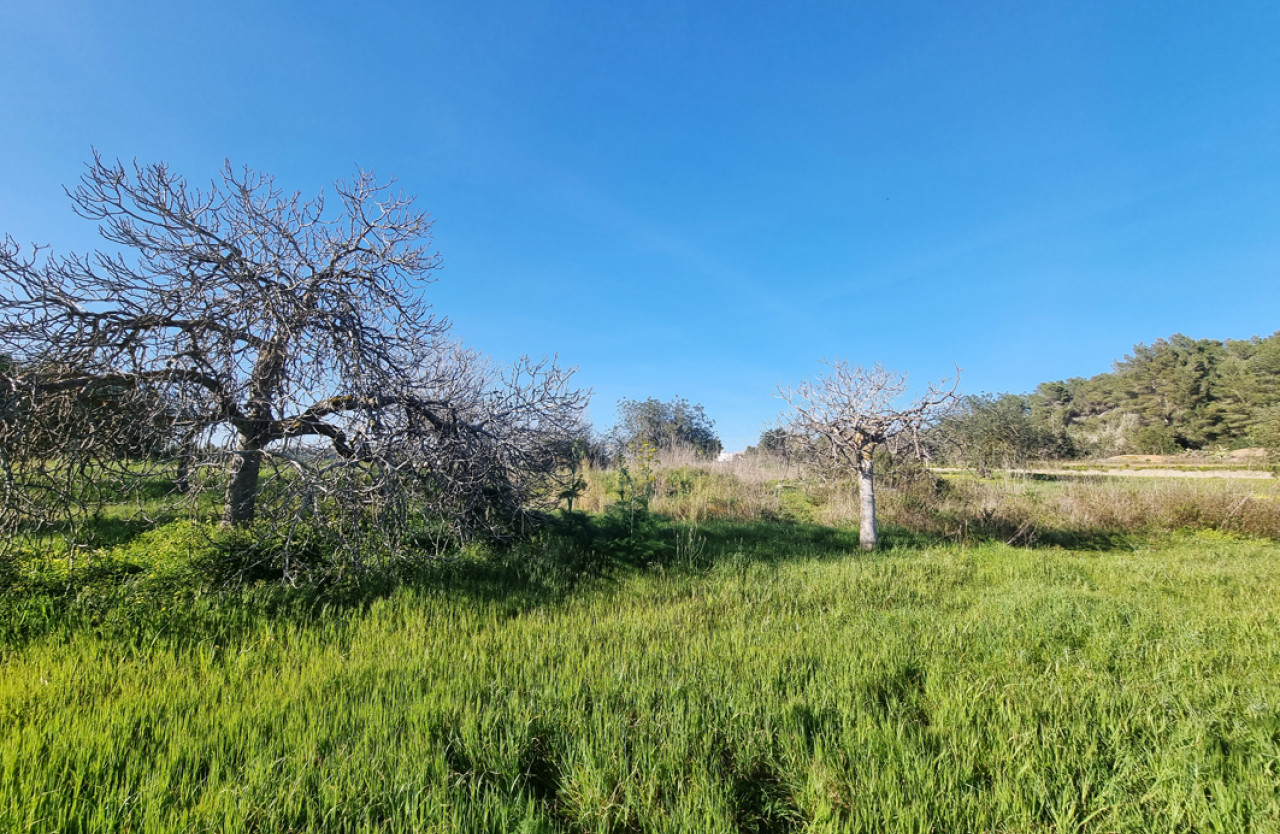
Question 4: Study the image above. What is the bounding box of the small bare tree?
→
[0,153,587,569]
[778,360,959,550]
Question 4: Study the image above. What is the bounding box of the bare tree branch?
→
[778,360,960,549]
[0,155,589,574]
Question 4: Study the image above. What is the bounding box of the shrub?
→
[112,520,270,595]
[1129,424,1181,455]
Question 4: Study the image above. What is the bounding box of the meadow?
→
[1,457,1278,832]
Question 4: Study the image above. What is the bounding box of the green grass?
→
[2,523,1278,832]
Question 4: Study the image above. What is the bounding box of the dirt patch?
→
[1098,449,1271,467]
[983,467,1274,480]
[1101,454,1169,464]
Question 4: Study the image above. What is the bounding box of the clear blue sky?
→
[3,1,1278,451]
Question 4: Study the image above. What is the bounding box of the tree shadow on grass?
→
[0,508,1144,652]
[5,495,186,556]
[689,519,862,563]
[1024,528,1137,551]
[686,517,1137,559]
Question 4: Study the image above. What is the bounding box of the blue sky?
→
[3,1,1278,451]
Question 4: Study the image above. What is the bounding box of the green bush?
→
[1129,424,1181,454]
[112,519,268,595]
[774,482,818,523]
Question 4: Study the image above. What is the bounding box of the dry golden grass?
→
[579,450,1280,544]
[576,448,799,523]
[900,473,1280,545]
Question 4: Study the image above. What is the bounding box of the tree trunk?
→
[175,443,192,494]
[223,436,263,526]
[857,449,877,550]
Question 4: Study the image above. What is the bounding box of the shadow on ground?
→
[0,505,1144,651]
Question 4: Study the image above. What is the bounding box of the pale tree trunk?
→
[223,435,263,526]
[857,448,877,550]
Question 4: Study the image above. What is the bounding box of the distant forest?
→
[1033,331,1280,455]
[923,332,1280,467]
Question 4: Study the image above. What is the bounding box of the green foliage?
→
[1026,330,1280,456]
[614,443,656,517]
[935,393,1067,472]
[111,520,268,592]
[754,427,793,459]
[774,481,819,522]
[7,521,276,642]
[613,395,723,458]
[550,437,594,512]
[4,443,1279,829]
[1250,404,1280,455]
[1129,423,1180,455]
[593,450,671,563]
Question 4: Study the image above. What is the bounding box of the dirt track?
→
[932,467,1275,480]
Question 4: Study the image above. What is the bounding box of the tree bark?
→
[175,455,190,495]
[223,436,263,526]
[175,441,193,494]
[857,449,877,550]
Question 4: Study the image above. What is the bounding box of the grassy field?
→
[2,512,1278,832]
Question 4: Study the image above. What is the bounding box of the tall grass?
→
[2,529,1278,832]
[3,453,1279,831]
[574,449,796,523]
[578,451,1280,543]
[905,474,1280,545]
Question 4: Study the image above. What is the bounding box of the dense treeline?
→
[1031,331,1280,456]
[928,331,1280,466]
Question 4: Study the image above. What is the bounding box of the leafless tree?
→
[0,153,587,570]
[777,360,960,550]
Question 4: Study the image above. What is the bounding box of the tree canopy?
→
[1025,332,1280,456]
[612,396,722,458]
[931,393,1068,473]
[0,154,587,565]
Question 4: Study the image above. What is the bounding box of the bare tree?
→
[778,360,960,550]
[0,153,587,568]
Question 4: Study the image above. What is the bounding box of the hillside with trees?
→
[927,332,1280,466]
[1038,331,1280,455]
